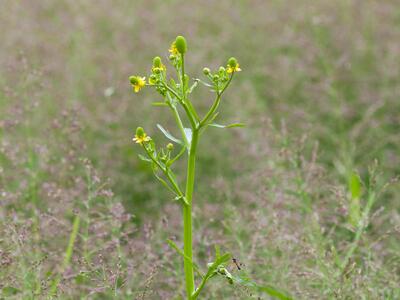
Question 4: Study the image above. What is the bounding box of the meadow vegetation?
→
[0,1,399,299]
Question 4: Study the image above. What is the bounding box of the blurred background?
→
[1,0,399,299]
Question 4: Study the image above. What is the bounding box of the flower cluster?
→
[202,57,241,93]
[129,35,241,97]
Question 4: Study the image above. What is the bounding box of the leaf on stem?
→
[208,123,245,129]
[138,154,151,162]
[152,102,168,107]
[230,271,293,300]
[188,79,199,94]
[192,250,232,299]
[166,239,203,277]
[157,124,183,145]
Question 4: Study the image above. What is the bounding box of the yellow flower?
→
[133,133,151,144]
[130,76,146,93]
[227,63,241,74]
[169,42,178,55]
[133,127,151,145]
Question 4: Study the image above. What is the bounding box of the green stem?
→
[170,103,189,147]
[143,145,183,197]
[180,54,197,129]
[192,274,210,299]
[49,215,80,296]
[162,82,197,129]
[340,191,376,272]
[200,73,234,127]
[183,129,199,299]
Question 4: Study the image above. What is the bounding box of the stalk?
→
[49,215,80,296]
[183,129,199,299]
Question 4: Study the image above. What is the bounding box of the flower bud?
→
[228,57,238,68]
[129,76,138,85]
[203,67,210,75]
[167,143,174,151]
[136,127,145,138]
[175,36,187,54]
[219,66,226,73]
[149,74,157,85]
[153,56,162,67]
[213,74,219,81]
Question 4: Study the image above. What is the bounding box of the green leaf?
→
[197,78,213,88]
[152,102,168,107]
[348,171,362,227]
[231,272,293,300]
[2,286,20,296]
[205,252,231,278]
[169,78,177,89]
[157,124,183,145]
[166,239,202,276]
[215,245,221,259]
[192,249,232,299]
[209,112,219,123]
[188,79,199,94]
[138,154,151,162]
[209,123,245,129]
[349,172,362,199]
[258,285,293,300]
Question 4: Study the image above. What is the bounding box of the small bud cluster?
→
[149,56,167,95]
[202,57,241,93]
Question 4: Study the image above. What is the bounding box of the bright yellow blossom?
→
[169,42,178,55]
[133,133,151,144]
[133,127,151,145]
[130,76,146,93]
[227,63,241,74]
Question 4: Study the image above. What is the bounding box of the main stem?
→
[183,129,199,299]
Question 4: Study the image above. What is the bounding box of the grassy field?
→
[1,0,399,299]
